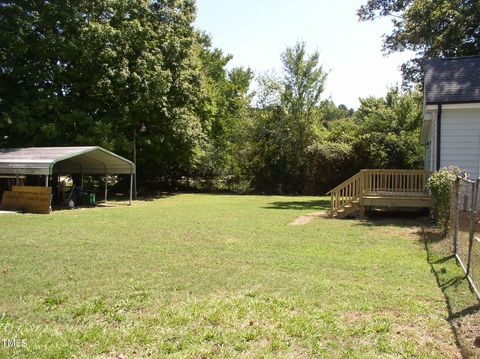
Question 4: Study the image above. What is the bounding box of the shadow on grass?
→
[263,199,330,211]
[351,209,433,229]
[346,211,480,355]
[51,192,176,211]
[133,192,176,202]
[421,227,480,357]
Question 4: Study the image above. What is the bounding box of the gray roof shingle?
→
[424,55,480,104]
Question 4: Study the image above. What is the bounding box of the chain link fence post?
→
[467,179,479,276]
[452,175,480,300]
[453,177,460,255]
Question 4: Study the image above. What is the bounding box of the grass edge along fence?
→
[450,175,480,300]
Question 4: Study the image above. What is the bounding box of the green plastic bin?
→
[88,193,96,205]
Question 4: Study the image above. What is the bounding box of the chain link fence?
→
[450,176,480,299]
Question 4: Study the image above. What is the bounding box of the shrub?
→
[304,142,357,194]
[427,166,462,232]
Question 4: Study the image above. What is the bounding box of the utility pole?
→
[133,123,146,200]
[133,128,137,200]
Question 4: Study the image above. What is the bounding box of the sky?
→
[194,0,415,109]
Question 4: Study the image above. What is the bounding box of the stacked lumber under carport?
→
[1,186,52,214]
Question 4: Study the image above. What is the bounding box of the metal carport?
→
[0,147,135,205]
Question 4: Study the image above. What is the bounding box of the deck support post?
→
[358,205,366,219]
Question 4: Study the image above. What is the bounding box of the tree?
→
[194,33,254,184]
[303,88,424,194]
[319,100,354,126]
[353,88,424,169]
[0,0,207,185]
[251,42,328,193]
[358,0,480,83]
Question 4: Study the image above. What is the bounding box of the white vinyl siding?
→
[440,108,480,178]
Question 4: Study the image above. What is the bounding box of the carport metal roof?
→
[0,147,135,175]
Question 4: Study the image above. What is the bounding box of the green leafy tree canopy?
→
[358,0,480,83]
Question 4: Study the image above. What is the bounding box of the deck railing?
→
[362,169,431,196]
[327,169,432,216]
[326,172,362,216]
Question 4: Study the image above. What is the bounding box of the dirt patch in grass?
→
[393,322,461,358]
[456,319,480,358]
[340,309,461,358]
[290,211,329,225]
[376,225,426,241]
[358,215,435,241]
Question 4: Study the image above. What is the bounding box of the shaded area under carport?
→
[0,146,135,206]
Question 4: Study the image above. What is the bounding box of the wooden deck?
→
[327,169,433,218]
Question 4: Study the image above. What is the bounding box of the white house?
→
[421,55,480,178]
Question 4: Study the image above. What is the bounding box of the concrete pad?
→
[0,210,19,215]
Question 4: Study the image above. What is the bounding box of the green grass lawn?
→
[0,194,470,357]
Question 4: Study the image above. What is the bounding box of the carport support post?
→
[104,173,108,203]
[129,173,133,206]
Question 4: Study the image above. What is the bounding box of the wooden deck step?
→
[335,203,358,219]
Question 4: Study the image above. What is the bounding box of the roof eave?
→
[426,100,480,105]
[48,146,135,175]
